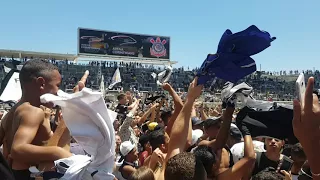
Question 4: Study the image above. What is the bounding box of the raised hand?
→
[293,77,320,143]
[162,83,172,92]
[73,70,89,93]
[280,170,292,180]
[186,77,203,101]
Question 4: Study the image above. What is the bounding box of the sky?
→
[0,0,319,72]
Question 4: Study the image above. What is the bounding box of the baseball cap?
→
[120,141,135,157]
[192,117,204,126]
[191,129,204,146]
[203,117,221,129]
[230,123,243,140]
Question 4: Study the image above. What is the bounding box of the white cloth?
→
[0,72,21,102]
[40,88,117,180]
[230,140,266,164]
[70,143,87,155]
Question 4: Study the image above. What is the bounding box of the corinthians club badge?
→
[150,37,167,58]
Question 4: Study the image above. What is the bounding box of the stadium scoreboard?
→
[78,28,170,61]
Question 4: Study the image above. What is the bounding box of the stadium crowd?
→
[0,59,319,180]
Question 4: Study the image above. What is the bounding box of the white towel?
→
[40,88,117,180]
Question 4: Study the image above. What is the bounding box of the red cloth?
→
[139,151,149,165]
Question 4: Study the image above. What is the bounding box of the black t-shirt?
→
[116,104,128,121]
[252,152,282,175]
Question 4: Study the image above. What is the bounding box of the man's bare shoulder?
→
[15,103,44,124]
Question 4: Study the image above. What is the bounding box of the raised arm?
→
[162,83,184,135]
[119,102,139,141]
[218,132,256,180]
[199,104,208,120]
[127,98,139,110]
[149,104,157,123]
[155,99,165,122]
[0,116,6,147]
[165,78,203,162]
[11,107,71,163]
[137,103,157,126]
[162,83,184,111]
[208,107,234,151]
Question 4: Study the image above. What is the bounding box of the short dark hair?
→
[251,167,284,180]
[149,129,165,150]
[165,152,206,180]
[19,59,59,86]
[128,166,155,180]
[117,94,126,101]
[291,143,306,159]
[193,145,216,176]
[160,110,172,125]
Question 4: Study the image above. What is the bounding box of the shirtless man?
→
[0,59,74,180]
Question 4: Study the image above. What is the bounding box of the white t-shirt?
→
[231,140,266,163]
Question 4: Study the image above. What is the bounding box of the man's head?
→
[265,137,285,154]
[139,134,151,153]
[160,110,172,126]
[120,141,138,162]
[291,143,306,165]
[251,167,284,180]
[227,124,243,147]
[203,117,222,139]
[20,59,61,98]
[192,117,204,130]
[117,94,127,105]
[165,152,207,180]
[148,129,169,153]
[193,145,216,177]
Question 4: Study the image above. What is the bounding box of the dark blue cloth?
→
[197,25,276,84]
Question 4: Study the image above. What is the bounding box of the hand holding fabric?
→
[221,82,236,108]
[162,83,172,92]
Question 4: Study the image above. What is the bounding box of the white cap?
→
[120,141,135,156]
[191,129,203,146]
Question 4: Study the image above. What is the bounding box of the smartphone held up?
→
[295,73,306,104]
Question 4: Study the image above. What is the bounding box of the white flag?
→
[4,66,11,73]
[17,65,23,71]
[100,75,105,98]
[157,65,172,86]
[108,68,121,89]
[151,72,157,79]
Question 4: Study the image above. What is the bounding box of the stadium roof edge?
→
[0,49,77,61]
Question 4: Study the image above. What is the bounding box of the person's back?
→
[0,59,72,179]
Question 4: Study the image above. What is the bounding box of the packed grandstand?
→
[1,49,319,103]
